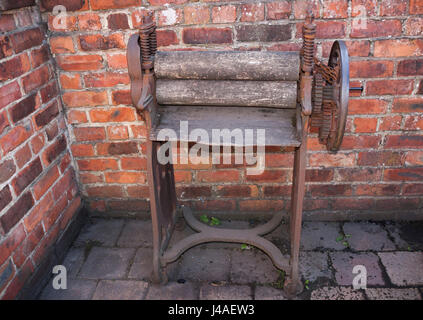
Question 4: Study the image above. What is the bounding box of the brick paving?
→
[38,218,423,300]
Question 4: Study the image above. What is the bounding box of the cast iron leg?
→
[284,117,309,297]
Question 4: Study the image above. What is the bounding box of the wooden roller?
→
[155,51,300,81]
[156,79,297,108]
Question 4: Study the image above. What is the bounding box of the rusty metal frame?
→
[127,10,349,297]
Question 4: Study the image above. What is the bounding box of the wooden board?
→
[156,80,297,108]
[150,106,301,147]
[155,51,300,81]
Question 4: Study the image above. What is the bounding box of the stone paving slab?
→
[74,219,125,247]
[254,286,288,300]
[365,288,422,300]
[343,222,396,251]
[145,282,197,300]
[176,248,232,282]
[128,248,154,280]
[330,252,385,286]
[38,218,423,300]
[299,251,332,282]
[301,222,345,251]
[78,247,136,280]
[92,280,148,300]
[61,247,85,278]
[311,287,365,300]
[378,252,423,286]
[385,222,423,251]
[199,283,252,300]
[230,250,281,284]
[117,220,153,248]
[39,279,97,300]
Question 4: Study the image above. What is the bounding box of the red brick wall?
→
[0,4,81,299]
[42,0,423,220]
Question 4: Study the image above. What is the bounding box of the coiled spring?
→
[139,12,157,70]
[302,17,316,73]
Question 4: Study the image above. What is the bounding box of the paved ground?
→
[38,216,423,300]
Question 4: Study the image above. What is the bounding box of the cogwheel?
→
[319,85,334,142]
[311,72,324,127]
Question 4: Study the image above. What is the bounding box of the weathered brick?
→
[384,168,423,181]
[14,143,31,168]
[22,65,50,94]
[293,0,320,19]
[380,0,407,16]
[10,93,37,123]
[239,199,283,212]
[176,186,211,199]
[351,20,402,38]
[12,158,42,196]
[212,5,237,23]
[96,141,138,155]
[374,39,423,57]
[392,98,423,113]
[57,55,103,71]
[40,81,59,104]
[42,135,67,165]
[353,117,377,133]
[110,90,130,106]
[397,59,423,76]
[90,0,139,10]
[0,14,16,32]
[34,100,59,128]
[89,107,136,123]
[74,127,106,142]
[240,3,264,22]
[107,13,129,30]
[405,151,423,166]
[410,0,423,14]
[0,111,9,135]
[0,35,12,59]
[33,165,60,200]
[50,36,74,54]
[0,124,33,154]
[84,72,129,88]
[184,5,209,25]
[10,27,43,54]
[0,194,33,234]
[309,153,355,167]
[358,151,404,167]
[183,27,232,44]
[62,91,108,107]
[245,170,286,182]
[322,0,348,18]
[216,185,258,198]
[366,80,414,96]
[24,192,54,233]
[77,158,118,171]
[59,73,82,89]
[79,34,125,51]
[158,7,183,26]
[236,25,291,42]
[350,60,394,78]
[266,1,291,20]
[385,135,423,149]
[0,186,12,212]
[78,13,102,31]
[348,99,388,114]
[105,172,146,184]
[0,53,30,81]
[71,144,95,157]
[86,185,124,198]
[0,81,21,109]
[30,45,50,68]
